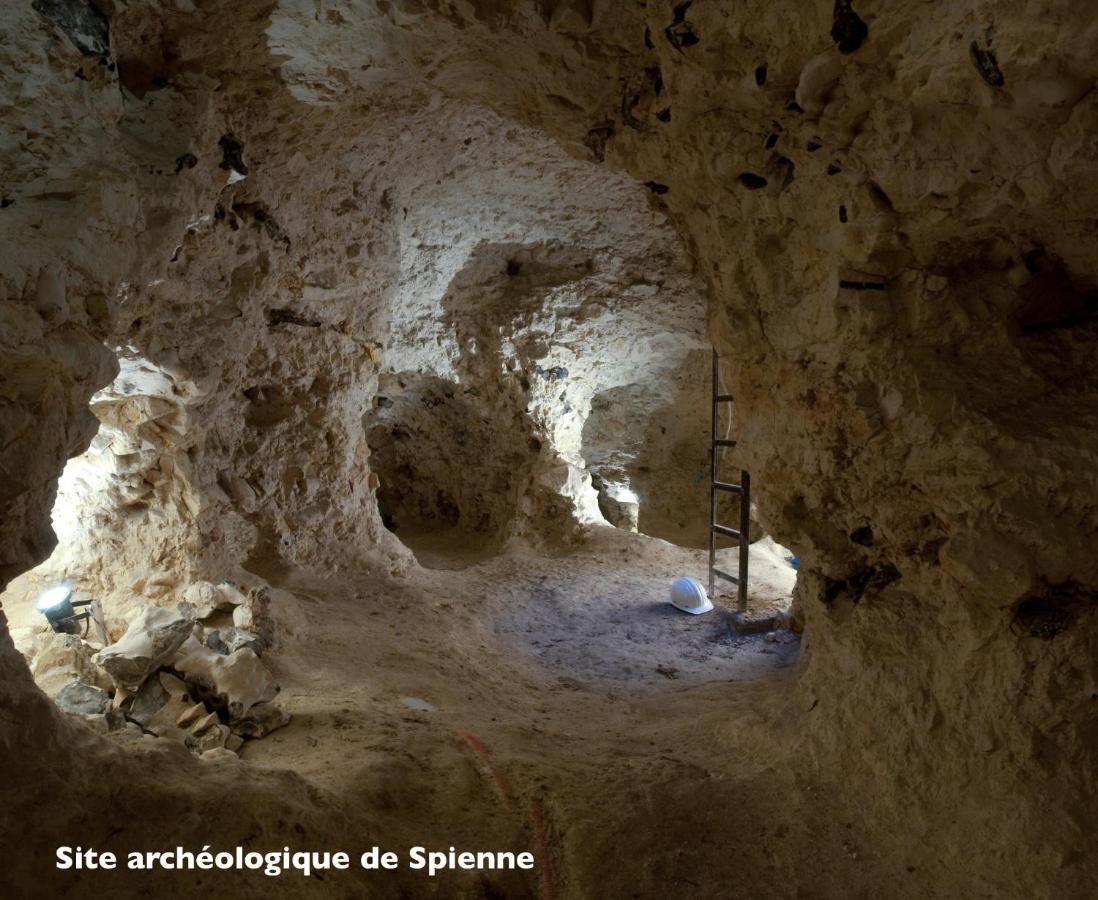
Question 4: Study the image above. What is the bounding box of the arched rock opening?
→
[365,372,532,561]
[4,350,215,623]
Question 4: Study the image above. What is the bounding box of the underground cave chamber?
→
[3,2,1098,898]
[2,85,799,766]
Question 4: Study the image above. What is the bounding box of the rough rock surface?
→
[205,626,260,656]
[54,681,111,716]
[173,640,278,720]
[24,629,113,696]
[125,672,170,726]
[231,701,291,740]
[1,1,1097,898]
[93,604,194,692]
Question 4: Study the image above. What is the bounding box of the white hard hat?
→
[669,576,713,615]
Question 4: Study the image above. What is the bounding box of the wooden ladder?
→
[708,350,750,611]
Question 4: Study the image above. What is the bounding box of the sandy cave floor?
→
[3,529,920,898]
[176,529,805,790]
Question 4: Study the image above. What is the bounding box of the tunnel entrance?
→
[2,352,196,593]
[0,351,293,756]
[578,346,798,631]
[365,372,529,568]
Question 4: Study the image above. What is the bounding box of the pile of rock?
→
[18,580,289,757]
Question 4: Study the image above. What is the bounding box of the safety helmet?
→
[669,576,713,615]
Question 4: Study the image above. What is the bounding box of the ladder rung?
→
[713,568,739,584]
[714,394,734,402]
[712,481,742,493]
[714,438,737,447]
[712,524,741,539]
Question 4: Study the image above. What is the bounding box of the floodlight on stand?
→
[36,584,75,622]
[35,582,109,643]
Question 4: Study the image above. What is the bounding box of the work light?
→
[36,583,108,643]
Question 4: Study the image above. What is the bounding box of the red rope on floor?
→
[458,731,554,900]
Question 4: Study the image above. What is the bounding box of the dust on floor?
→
[5,527,916,898]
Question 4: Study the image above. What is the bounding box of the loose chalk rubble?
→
[18,579,290,756]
